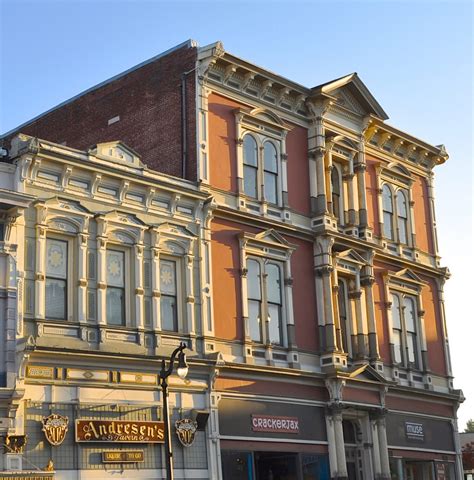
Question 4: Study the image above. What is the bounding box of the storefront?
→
[386,413,457,480]
[218,398,329,480]
[16,400,209,479]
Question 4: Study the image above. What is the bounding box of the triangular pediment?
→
[154,222,196,238]
[347,364,388,384]
[312,73,388,120]
[391,268,425,286]
[89,141,144,168]
[337,249,367,266]
[102,210,146,227]
[41,196,92,215]
[385,162,412,179]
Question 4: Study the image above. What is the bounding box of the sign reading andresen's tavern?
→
[75,420,165,443]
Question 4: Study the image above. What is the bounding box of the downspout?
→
[181,68,196,179]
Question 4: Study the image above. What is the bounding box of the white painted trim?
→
[387,445,456,455]
[219,435,328,445]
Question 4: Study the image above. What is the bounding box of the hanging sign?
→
[175,418,198,447]
[75,420,165,443]
[42,414,69,446]
[102,450,145,463]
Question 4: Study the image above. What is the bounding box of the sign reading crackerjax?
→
[75,420,165,443]
[251,415,299,434]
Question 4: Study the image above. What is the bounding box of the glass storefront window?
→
[222,451,330,480]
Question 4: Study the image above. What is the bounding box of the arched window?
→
[391,294,402,364]
[331,167,342,223]
[397,190,408,244]
[266,263,282,345]
[390,293,419,368]
[382,185,394,240]
[247,259,262,342]
[263,142,278,204]
[243,135,258,198]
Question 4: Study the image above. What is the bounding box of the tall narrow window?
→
[106,250,125,325]
[243,135,258,198]
[391,294,402,364]
[404,297,418,367]
[263,142,278,204]
[331,167,341,222]
[382,185,394,240]
[337,279,349,354]
[247,259,262,342]
[266,263,282,345]
[397,190,408,244]
[160,259,178,331]
[45,239,68,319]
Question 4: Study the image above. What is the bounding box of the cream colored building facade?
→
[0,135,219,479]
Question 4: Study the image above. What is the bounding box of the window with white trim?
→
[106,249,126,326]
[247,258,283,346]
[236,108,289,211]
[379,164,414,248]
[243,134,280,205]
[160,258,178,332]
[45,238,68,320]
[390,292,419,369]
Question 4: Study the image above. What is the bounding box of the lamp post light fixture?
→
[159,341,188,480]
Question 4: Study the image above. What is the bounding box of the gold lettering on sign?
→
[75,420,165,443]
[26,366,54,379]
[102,450,144,463]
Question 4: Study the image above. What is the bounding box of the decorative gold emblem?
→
[42,414,69,446]
[175,418,197,447]
[4,434,27,453]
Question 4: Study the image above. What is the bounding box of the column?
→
[333,410,348,478]
[436,276,453,379]
[371,417,382,478]
[326,414,339,479]
[134,243,144,338]
[345,171,356,226]
[407,183,417,248]
[34,222,46,320]
[284,259,298,365]
[314,116,327,215]
[185,250,196,339]
[151,244,162,332]
[77,232,88,323]
[96,231,107,333]
[350,272,368,360]
[331,269,344,352]
[356,136,368,228]
[307,112,327,215]
[376,415,391,480]
[326,149,333,214]
[322,268,336,352]
[281,131,289,207]
[362,276,380,361]
[416,295,429,374]
[235,113,245,196]
[426,172,439,255]
[314,270,326,352]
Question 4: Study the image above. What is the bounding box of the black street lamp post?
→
[159,342,188,480]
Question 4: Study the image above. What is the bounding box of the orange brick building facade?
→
[0,40,463,480]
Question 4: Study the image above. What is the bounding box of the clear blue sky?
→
[1,0,473,427]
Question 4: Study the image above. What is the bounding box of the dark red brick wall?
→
[3,43,198,181]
